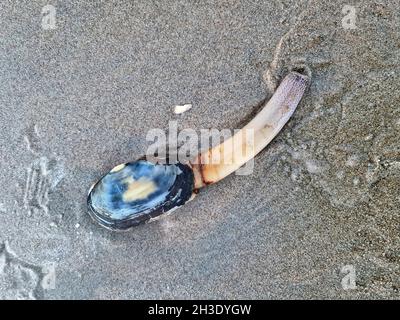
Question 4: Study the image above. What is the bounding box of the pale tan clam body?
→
[190,72,309,188]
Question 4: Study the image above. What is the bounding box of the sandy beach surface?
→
[0,0,399,299]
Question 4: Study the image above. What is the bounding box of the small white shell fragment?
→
[173,104,192,114]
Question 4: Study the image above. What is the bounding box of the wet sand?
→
[0,0,399,299]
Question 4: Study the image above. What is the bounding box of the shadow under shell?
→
[87,160,194,231]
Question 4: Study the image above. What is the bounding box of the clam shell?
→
[87,160,194,231]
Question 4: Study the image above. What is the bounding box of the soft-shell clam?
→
[87,160,194,231]
[88,72,309,231]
